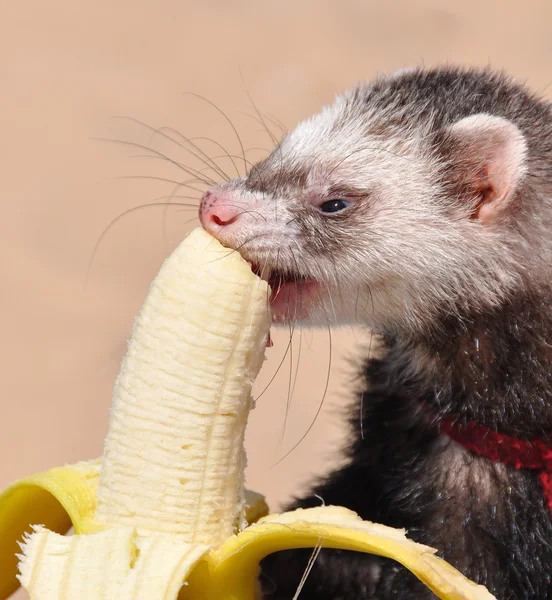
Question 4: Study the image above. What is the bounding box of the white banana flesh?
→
[18,525,208,599]
[94,228,270,545]
[16,228,271,599]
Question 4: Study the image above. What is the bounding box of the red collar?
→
[439,417,552,513]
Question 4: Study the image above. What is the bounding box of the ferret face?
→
[199,69,536,333]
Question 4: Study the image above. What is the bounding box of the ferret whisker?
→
[255,246,296,406]
[276,144,287,219]
[178,134,242,179]
[151,125,232,182]
[264,112,288,136]
[203,153,262,173]
[93,137,219,187]
[116,175,209,195]
[161,178,206,253]
[244,146,272,159]
[271,323,332,467]
[181,92,248,174]
[354,285,362,324]
[277,247,306,447]
[325,284,338,323]
[84,201,201,290]
[240,75,280,146]
[239,111,282,145]
[255,328,294,404]
[151,193,201,203]
[292,538,323,600]
[127,154,226,184]
[276,245,282,280]
[356,280,376,324]
[360,325,376,441]
[276,317,295,449]
[109,116,232,182]
[328,253,347,312]
[290,279,305,410]
[261,253,271,318]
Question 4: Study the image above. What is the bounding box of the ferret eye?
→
[318,199,350,214]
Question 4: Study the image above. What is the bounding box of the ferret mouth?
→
[250,264,320,322]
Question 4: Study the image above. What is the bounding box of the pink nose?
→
[199,190,241,234]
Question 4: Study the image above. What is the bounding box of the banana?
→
[18,525,209,599]
[93,227,271,544]
[0,227,496,600]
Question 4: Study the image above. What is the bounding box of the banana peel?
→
[0,462,494,599]
[0,461,269,599]
[0,228,496,599]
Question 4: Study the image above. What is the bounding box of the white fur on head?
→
[446,114,528,224]
[199,84,541,334]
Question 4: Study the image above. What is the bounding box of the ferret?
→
[198,66,552,599]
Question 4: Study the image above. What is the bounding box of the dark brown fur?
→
[257,68,552,599]
[262,291,552,598]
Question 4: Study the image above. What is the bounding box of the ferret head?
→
[199,67,552,334]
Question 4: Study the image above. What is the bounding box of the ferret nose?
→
[199,190,241,234]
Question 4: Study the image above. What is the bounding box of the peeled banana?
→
[0,227,496,600]
[94,227,271,545]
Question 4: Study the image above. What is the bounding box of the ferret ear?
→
[445,114,528,224]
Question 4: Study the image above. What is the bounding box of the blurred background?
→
[1,1,551,596]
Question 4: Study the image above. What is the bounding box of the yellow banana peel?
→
[0,462,494,600]
[0,228,495,600]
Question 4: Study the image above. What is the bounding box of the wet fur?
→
[203,67,552,598]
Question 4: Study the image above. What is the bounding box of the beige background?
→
[1,1,551,596]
